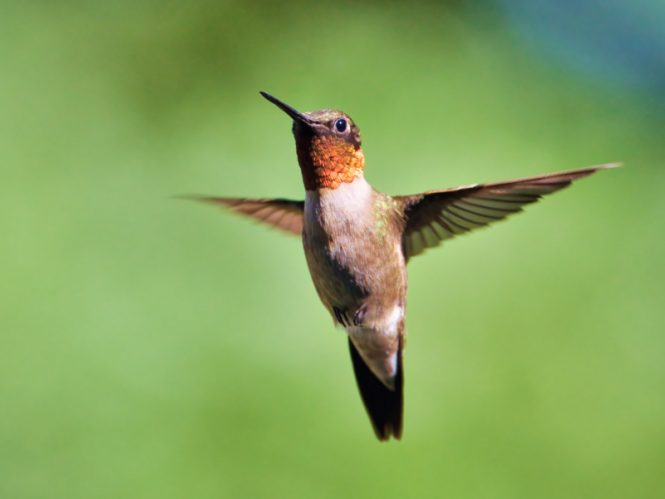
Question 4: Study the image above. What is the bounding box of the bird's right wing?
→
[395,163,620,260]
[187,196,305,236]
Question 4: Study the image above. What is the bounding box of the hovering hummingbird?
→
[189,91,619,441]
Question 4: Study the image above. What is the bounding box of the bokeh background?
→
[2,1,664,498]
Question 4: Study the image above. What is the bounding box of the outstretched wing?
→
[188,197,304,236]
[396,163,620,260]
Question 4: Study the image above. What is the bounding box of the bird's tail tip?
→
[348,338,404,441]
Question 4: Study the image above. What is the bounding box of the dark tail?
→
[348,338,403,441]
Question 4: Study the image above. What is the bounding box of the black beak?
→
[260,91,313,125]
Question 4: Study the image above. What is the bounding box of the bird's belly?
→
[302,235,365,311]
[302,228,406,332]
[303,234,406,386]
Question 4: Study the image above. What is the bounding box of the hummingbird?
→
[189,91,619,441]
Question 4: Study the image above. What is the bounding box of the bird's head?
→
[260,91,365,191]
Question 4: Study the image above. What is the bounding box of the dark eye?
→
[334,118,347,133]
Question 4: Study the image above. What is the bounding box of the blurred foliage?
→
[1,1,664,498]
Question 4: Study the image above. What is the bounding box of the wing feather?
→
[185,196,304,236]
[396,163,620,260]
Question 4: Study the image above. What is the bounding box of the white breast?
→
[305,176,373,224]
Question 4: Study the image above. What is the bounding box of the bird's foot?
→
[353,304,367,326]
[333,305,368,328]
[333,306,351,327]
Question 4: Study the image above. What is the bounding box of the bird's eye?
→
[334,118,347,133]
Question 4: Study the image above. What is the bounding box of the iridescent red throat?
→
[296,135,365,190]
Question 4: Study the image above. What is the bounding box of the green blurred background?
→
[2,1,664,498]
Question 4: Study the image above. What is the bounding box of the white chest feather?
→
[304,177,374,241]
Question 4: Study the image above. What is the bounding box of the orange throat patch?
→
[299,136,365,190]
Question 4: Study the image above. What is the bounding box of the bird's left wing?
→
[188,197,304,235]
[395,163,620,260]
